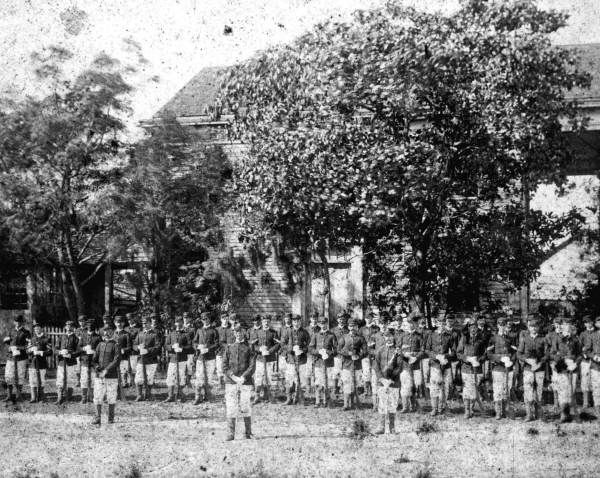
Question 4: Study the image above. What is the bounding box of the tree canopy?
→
[224,0,591,319]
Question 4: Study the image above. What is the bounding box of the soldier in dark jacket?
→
[579,315,595,409]
[252,315,279,404]
[3,315,31,403]
[309,316,336,407]
[114,316,132,389]
[373,329,401,434]
[27,320,52,403]
[133,315,162,401]
[193,312,220,404]
[517,318,547,421]
[78,316,102,404]
[284,315,311,405]
[457,321,488,418]
[223,327,256,440]
[163,315,193,402]
[337,319,367,410]
[216,312,230,388]
[183,312,196,387]
[487,317,517,420]
[92,327,121,425]
[126,313,140,386]
[397,316,425,413]
[56,319,80,404]
[550,317,582,422]
[425,315,456,416]
[585,316,600,417]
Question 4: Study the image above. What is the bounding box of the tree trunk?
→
[316,249,331,328]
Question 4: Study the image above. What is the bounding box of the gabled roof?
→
[152,43,600,120]
[153,66,230,119]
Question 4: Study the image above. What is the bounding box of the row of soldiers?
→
[4,310,600,438]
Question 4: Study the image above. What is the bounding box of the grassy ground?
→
[2,379,600,478]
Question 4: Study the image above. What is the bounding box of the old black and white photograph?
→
[1,0,600,476]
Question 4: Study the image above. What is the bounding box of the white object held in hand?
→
[293,345,302,356]
[468,356,480,368]
[139,346,147,356]
[11,346,19,356]
[85,344,94,355]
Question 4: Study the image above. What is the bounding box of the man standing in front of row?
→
[3,315,30,403]
[92,327,121,425]
[223,327,255,441]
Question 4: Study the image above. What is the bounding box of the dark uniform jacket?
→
[580,329,595,361]
[397,331,425,371]
[373,344,401,387]
[337,332,367,370]
[585,330,600,371]
[279,325,293,352]
[28,333,52,370]
[517,333,547,371]
[57,333,79,366]
[545,330,561,360]
[457,329,488,374]
[134,328,162,365]
[114,330,132,359]
[165,329,194,363]
[551,334,581,373]
[487,333,517,372]
[309,330,336,367]
[79,331,102,367]
[252,328,279,363]
[4,327,31,362]
[216,325,230,356]
[425,329,455,370]
[184,326,196,352]
[93,339,121,379]
[193,326,220,361]
[223,340,256,385]
[286,327,311,365]
[226,327,248,345]
[127,326,140,356]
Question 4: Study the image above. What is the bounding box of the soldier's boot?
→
[333,379,340,398]
[225,418,235,441]
[253,386,262,405]
[55,387,63,405]
[583,392,590,409]
[388,413,396,434]
[67,388,74,402]
[108,404,115,424]
[400,397,410,413]
[365,382,372,397]
[463,399,471,418]
[553,391,560,413]
[92,405,102,425]
[80,388,88,404]
[39,387,45,403]
[342,394,351,411]
[494,401,502,420]
[524,402,534,422]
[560,404,571,423]
[375,415,386,434]
[163,386,175,403]
[595,405,600,418]
[298,388,305,406]
[314,388,321,408]
[469,400,475,418]
[146,385,153,401]
[244,417,252,439]
[284,387,294,405]
[193,387,202,405]
[30,387,38,403]
[4,385,13,402]
[134,385,144,402]
[430,397,439,416]
[178,386,185,403]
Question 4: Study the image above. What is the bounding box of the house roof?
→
[152,43,600,120]
[153,66,230,119]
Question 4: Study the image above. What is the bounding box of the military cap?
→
[201,312,211,321]
[497,317,507,326]
[583,315,593,324]
[292,314,302,321]
[318,316,328,324]
[114,315,125,324]
[595,316,600,323]
[561,316,574,325]
[65,319,74,326]
[14,315,24,323]
[252,314,261,322]
[228,312,238,321]
[348,319,357,327]
[32,319,41,327]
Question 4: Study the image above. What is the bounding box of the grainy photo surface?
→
[1,1,600,477]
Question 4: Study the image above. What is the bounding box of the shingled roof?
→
[154,66,230,119]
[153,44,600,120]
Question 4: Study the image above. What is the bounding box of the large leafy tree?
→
[0,47,135,319]
[112,117,230,316]
[224,0,591,321]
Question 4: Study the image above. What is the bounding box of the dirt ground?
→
[2,378,600,478]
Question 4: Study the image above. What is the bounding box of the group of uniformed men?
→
[4,308,600,440]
